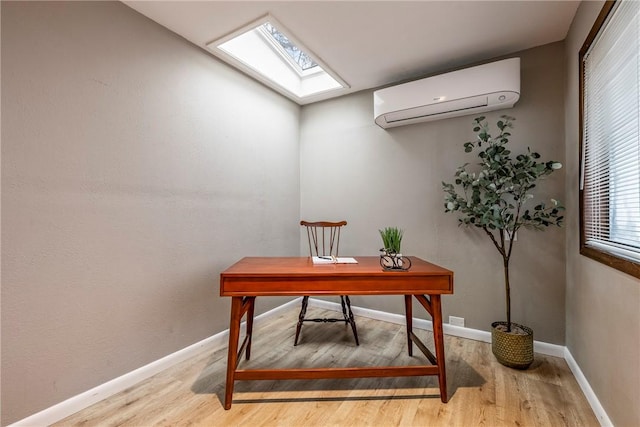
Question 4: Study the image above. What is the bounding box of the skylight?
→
[206,16,348,103]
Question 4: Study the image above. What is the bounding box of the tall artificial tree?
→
[442,116,564,332]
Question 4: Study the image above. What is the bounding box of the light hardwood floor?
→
[55,307,599,426]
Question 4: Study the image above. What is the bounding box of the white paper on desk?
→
[312,256,358,264]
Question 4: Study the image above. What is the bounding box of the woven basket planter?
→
[491,321,534,369]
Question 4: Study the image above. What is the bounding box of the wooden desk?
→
[219,256,453,409]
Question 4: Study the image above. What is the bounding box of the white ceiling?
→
[123,1,580,105]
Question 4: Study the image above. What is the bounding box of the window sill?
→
[580,245,640,279]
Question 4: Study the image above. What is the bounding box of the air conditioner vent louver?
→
[374,58,520,129]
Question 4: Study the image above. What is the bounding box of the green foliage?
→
[442,115,564,330]
[442,116,563,253]
[379,227,404,253]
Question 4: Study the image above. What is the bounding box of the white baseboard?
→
[13,297,608,427]
[9,298,302,427]
[564,348,613,427]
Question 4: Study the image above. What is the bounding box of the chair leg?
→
[341,295,360,346]
[294,296,309,346]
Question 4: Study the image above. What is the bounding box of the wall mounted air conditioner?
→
[373,58,520,129]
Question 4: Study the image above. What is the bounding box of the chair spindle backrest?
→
[300,221,347,257]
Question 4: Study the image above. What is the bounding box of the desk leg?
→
[224,296,243,410]
[432,294,448,403]
[245,296,255,360]
[404,295,413,356]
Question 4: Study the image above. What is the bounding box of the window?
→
[580,0,640,278]
[207,15,347,103]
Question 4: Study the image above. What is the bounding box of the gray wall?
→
[4,1,638,426]
[300,43,566,344]
[1,2,300,424]
[564,2,640,426]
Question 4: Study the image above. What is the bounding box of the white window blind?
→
[582,0,640,263]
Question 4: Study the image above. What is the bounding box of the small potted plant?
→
[442,115,563,369]
[379,226,404,269]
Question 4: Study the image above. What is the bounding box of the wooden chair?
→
[295,220,359,346]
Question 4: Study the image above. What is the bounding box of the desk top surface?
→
[220,256,453,296]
